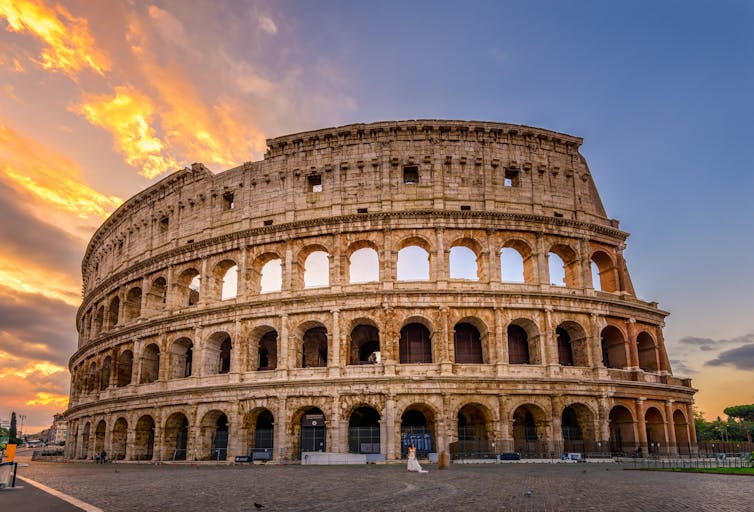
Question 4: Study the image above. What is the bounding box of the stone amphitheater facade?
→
[65,120,697,463]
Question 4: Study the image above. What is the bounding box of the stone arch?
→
[511,403,549,457]
[116,349,133,386]
[453,320,484,364]
[673,409,691,454]
[397,235,432,281]
[213,259,238,301]
[501,238,535,283]
[140,343,160,384]
[508,317,541,365]
[108,296,120,328]
[556,321,590,367]
[608,405,636,455]
[449,237,483,281]
[94,419,106,456]
[146,276,167,313]
[296,244,330,289]
[601,325,629,369]
[561,403,597,453]
[163,412,188,461]
[637,331,659,372]
[548,243,579,287]
[99,355,111,390]
[111,417,128,460]
[205,331,232,375]
[349,320,381,365]
[645,406,667,454]
[400,403,437,457]
[251,252,282,294]
[291,406,328,458]
[199,409,230,460]
[134,415,155,461]
[346,240,380,284]
[591,250,618,292]
[348,405,381,454]
[170,337,193,379]
[399,316,433,364]
[242,407,275,456]
[124,287,142,322]
[176,267,201,307]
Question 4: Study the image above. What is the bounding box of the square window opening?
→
[308,174,323,193]
[403,165,419,185]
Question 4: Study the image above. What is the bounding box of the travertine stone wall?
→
[65,120,696,462]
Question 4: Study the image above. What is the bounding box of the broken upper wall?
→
[81,120,615,295]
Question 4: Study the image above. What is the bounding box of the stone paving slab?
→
[16,458,754,512]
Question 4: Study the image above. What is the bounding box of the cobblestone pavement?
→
[16,458,754,512]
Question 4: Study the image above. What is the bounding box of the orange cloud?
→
[0,0,110,78]
[73,86,180,179]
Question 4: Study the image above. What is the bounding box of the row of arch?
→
[71,318,666,397]
[67,399,695,462]
[80,236,625,342]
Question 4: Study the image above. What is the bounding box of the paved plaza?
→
[8,456,754,512]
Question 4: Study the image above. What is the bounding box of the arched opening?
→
[397,245,430,281]
[556,327,574,366]
[111,418,128,460]
[108,296,120,328]
[301,327,328,368]
[512,404,548,458]
[299,407,327,455]
[134,415,155,461]
[601,325,628,369]
[99,356,111,390]
[94,420,106,456]
[608,405,637,456]
[556,321,590,367]
[508,324,530,364]
[349,324,380,365]
[140,343,160,384]
[116,350,133,386]
[500,247,525,283]
[258,331,278,370]
[561,404,596,454]
[348,406,381,454]
[260,258,282,293]
[164,413,188,461]
[591,251,617,292]
[349,247,379,283]
[399,323,432,363]
[177,268,201,306]
[457,404,489,456]
[124,287,142,321]
[81,422,91,459]
[218,262,238,300]
[200,411,229,461]
[454,322,483,364]
[170,337,193,379]
[673,410,691,455]
[645,407,667,455]
[146,277,167,312]
[400,405,435,458]
[637,331,659,372]
[449,245,479,280]
[304,251,329,288]
[205,332,232,375]
[87,361,97,393]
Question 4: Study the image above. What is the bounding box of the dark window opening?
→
[223,192,235,210]
[403,165,419,184]
[307,174,323,193]
[504,169,520,187]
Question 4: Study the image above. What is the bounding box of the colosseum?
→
[64,120,697,463]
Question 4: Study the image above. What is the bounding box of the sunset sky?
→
[1,0,752,433]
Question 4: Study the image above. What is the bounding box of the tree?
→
[724,404,754,443]
[9,411,17,444]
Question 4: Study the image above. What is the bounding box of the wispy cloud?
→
[0,0,110,78]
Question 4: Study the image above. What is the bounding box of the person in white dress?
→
[406,443,428,473]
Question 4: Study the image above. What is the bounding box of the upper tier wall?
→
[82,120,612,295]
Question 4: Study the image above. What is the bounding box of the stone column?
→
[665,400,678,454]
